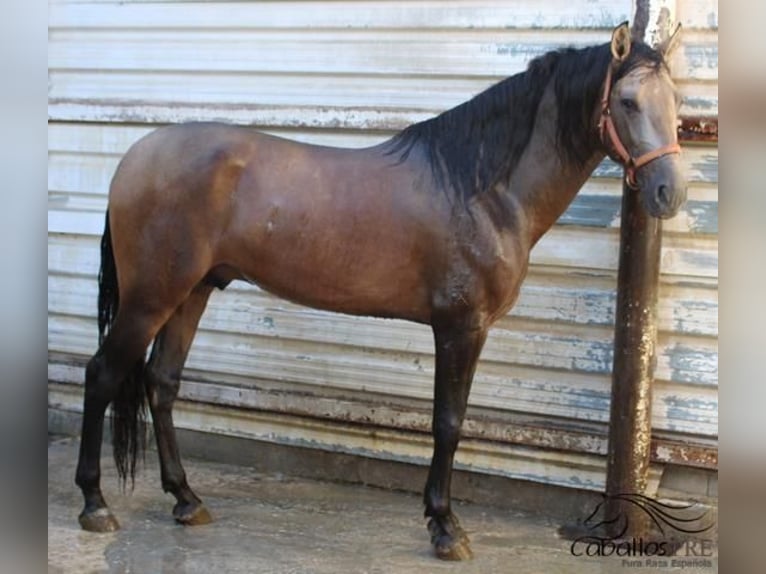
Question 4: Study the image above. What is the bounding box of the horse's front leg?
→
[424,321,488,560]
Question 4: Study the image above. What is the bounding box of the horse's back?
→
[110,121,375,207]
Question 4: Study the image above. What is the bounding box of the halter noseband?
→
[598,64,681,189]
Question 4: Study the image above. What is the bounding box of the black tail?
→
[97,210,147,488]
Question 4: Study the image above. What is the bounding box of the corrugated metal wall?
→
[48,0,718,492]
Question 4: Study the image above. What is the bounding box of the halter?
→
[598,64,681,189]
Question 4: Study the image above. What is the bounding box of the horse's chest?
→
[484,253,529,322]
[440,231,529,323]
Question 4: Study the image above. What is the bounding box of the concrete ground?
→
[49,437,717,574]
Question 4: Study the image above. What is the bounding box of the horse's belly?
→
[222,222,433,322]
[244,259,430,322]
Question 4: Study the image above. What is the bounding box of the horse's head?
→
[600,22,687,219]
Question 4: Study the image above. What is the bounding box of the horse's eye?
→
[621,98,639,112]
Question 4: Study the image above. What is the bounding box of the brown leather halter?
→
[598,64,682,189]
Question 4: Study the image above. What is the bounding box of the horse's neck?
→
[507,86,604,247]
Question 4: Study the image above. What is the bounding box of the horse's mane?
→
[386,41,666,203]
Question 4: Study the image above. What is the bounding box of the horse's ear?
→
[657,23,683,58]
[610,21,632,62]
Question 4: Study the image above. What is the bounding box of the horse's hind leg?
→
[424,321,488,560]
[76,308,171,532]
[144,283,214,525]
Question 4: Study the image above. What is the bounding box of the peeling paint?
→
[671,299,718,335]
[558,197,718,235]
[558,195,622,229]
[666,343,719,385]
[683,44,719,71]
[685,201,718,234]
[691,153,719,183]
[662,394,718,429]
[677,249,718,275]
[484,43,548,58]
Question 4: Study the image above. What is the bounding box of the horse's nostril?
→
[656,185,670,206]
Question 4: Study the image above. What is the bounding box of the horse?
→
[74,22,686,560]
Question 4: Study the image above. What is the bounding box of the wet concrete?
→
[48,437,717,573]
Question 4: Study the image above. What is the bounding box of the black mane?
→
[387,41,666,203]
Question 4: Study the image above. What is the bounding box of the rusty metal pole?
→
[604,183,662,538]
[602,0,676,540]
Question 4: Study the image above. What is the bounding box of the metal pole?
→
[604,183,662,538]
[602,0,676,540]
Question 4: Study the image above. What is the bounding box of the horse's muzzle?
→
[639,156,687,219]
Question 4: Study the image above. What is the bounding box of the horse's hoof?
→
[434,537,474,561]
[173,501,213,526]
[78,507,120,533]
[428,516,474,561]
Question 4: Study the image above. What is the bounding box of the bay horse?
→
[75,23,686,560]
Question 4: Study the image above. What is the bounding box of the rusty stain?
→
[182,378,716,468]
[51,359,718,470]
[651,441,717,469]
[678,116,718,143]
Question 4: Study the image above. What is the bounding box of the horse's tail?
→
[97,210,118,346]
[97,209,147,488]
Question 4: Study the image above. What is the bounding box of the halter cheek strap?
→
[598,65,682,189]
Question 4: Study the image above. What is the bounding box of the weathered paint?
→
[48,382,629,492]
[680,43,719,78]
[47,0,716,141]
[665,342,719,385]
[664,297,718,336]
[677,0,718,29]
[559,195,717,234]
[49,1,632,32]
[49,364,716,468]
